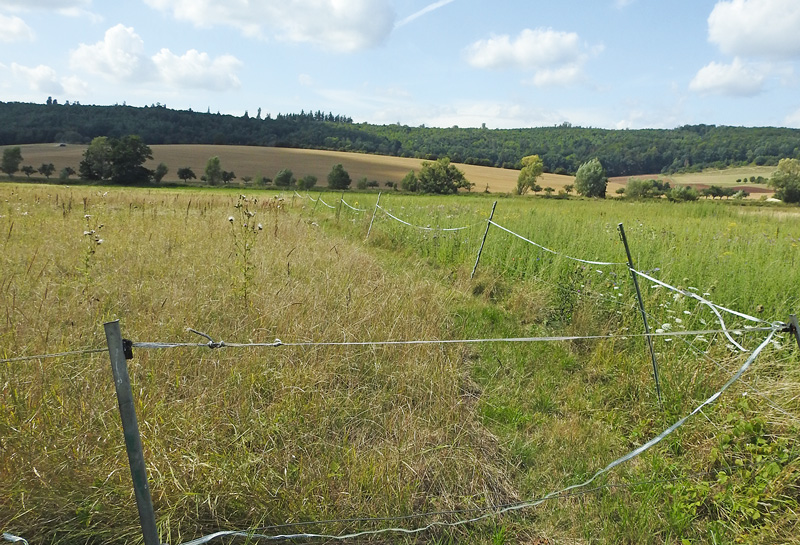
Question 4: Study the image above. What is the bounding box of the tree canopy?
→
[416,158,470,194]
[769,158,800,203]
[79,135,153,184]
[1,146,23,178]
[327,163,351,190]
[204,156,223,186]
[574,158,608,198]
[516,154,544,195]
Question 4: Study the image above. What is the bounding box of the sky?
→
[1,0,800,130]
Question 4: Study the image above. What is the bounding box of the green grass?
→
[2,184,799,544]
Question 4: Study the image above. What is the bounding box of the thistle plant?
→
[229,194,262,305]
[81,213,103,292]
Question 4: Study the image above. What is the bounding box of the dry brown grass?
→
[0,184,516,544]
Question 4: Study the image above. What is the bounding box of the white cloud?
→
[708,0,800,58]
[466,28,599,87]
[70,24,242,91]
[0,0,96,18]
[615,0,636,8]
[0,0,89,9]
[70,24,152,81]
[689,57,766,96]
[0,13,34,41]
[467,28,584,70]
[11,63,63,94]
[298,74,314,87]
[153,49,241,91]
[11,62,88,97]
[143,0,395,52]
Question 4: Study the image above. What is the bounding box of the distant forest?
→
[2,100,800,177]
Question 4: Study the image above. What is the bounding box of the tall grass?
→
[2,185,799,544]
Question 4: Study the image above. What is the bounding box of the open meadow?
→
[1,183,798,544]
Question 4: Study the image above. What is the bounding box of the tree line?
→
[2,101,800,178]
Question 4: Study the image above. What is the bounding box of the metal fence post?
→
[617,224,663,407]
[104,320,160,545]
[471,201,497,279]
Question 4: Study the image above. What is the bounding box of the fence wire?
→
[175,329,777,545]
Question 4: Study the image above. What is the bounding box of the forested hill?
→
[2,100,800,177]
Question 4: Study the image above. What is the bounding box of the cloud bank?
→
[465,28,600,87]
[70,24,242,91]
[143,0,395,52]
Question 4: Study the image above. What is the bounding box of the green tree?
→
[356,177,368,190]
[666,186,700,202]
[515,154,544,195]
[79,136,112,181]
[152,162,169,183]
[21,165,36,178]
[327,163,351,190]
[401,170,419,192]
[205,156,223,185]
[59,166,76,180]
[297,175,317,190]
[574,158,607,198]
[417,157,469,194]
[38,163,55,179]
[1,146,23,178]
[222,170,236,184]
[769,158,800,203]
[563,184,574,195]
[274,168,294,187]
[177,167,196,182]
[109,135,153,184]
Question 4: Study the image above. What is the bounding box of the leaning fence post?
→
[366,192,382,240]
[104,320,160,545]
[471,201,498,279]
[618,224,663,407]
[788,315,800,351]
[336,191,344,222]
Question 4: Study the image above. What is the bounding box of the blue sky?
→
[1,0,799,129]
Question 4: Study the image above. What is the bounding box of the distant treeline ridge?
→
[2,101,799,177]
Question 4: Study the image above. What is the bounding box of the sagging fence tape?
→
[2,534,28,545]
[175,328,777,545]
[631,268,768,352]
[341,199,366,212]
[488,220,625,267]
[377,205,477,231]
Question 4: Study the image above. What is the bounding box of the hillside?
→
[12,143,573,194]
[2,101,800,178]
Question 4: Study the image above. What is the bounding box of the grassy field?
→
[8,143,571,194]
[1,183,798,544]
